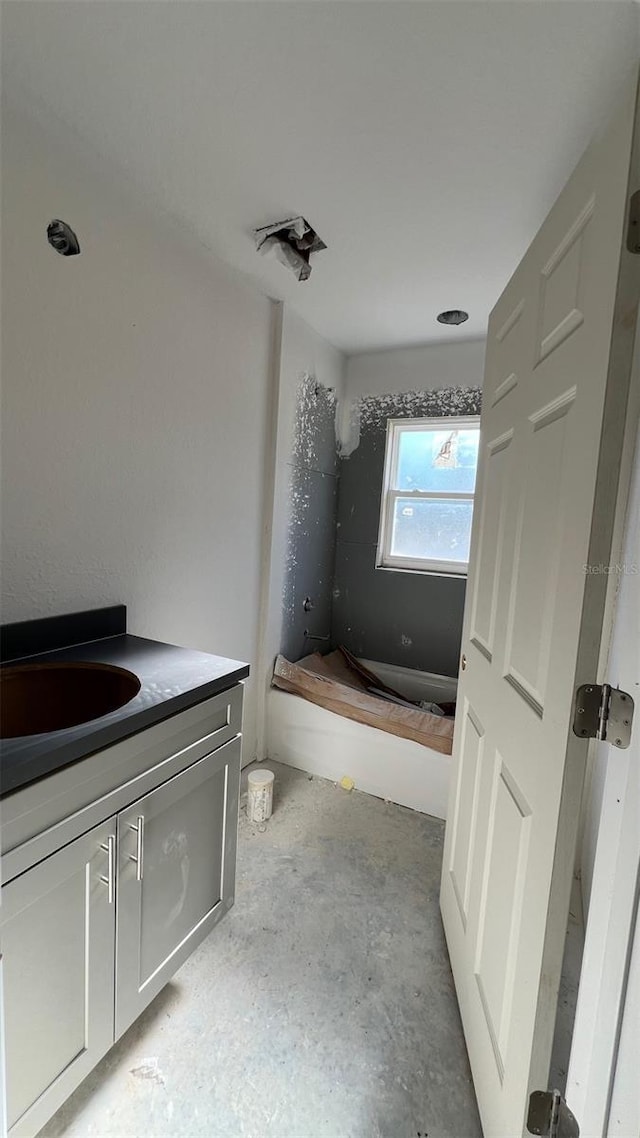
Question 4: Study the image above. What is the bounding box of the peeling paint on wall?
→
[360,385,481,427]
[344,386,482,454]
[291,372,337,469]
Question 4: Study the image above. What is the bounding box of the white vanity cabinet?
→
[2,820,117,1137]
[0,685,243,1138]
[115,740,239,1038]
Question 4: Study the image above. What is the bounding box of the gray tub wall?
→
[282,376,340,661]
[331,341,486,679]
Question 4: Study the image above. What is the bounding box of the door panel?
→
[115,736,240,1039]
[1,820,116,1137]
[469,430,513,662]
[535,196,594,365]
[474,759,532,1073]
[504,389,576,714]
[491,298,526,404]
[449,701,485,930]
[440,70,640,1137]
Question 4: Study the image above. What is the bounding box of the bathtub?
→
[267,659,458,820]
[358,658,458,707]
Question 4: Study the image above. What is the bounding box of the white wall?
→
[345,338,487,399]
[341,338,486,451]
[256,306,346,757]
[1,104,275,761]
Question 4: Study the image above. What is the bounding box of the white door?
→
[440,70,640,1138]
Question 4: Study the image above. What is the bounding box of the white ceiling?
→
[2,1,638,353]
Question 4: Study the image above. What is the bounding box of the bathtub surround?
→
[267,390,469,812]
[264,341,486,777]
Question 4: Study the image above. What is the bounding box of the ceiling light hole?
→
[437,309,469,326]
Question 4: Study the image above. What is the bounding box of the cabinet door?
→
[1,820,116,1137]
[115,735,240,1038]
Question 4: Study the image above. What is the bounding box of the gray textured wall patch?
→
[281,374,339,662]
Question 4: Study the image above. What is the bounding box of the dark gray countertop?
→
[1,635,249,798]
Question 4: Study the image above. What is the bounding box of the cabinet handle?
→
[128,815,144,882]
[99,834,115,904]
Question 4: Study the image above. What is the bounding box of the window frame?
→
[376,415,481,577]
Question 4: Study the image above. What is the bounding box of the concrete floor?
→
[41,762,482,1138]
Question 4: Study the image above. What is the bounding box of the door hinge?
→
[627,189,640,253]
[573,684,634,749]
[527,1090,579,1137]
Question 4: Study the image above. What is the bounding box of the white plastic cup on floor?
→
[247,768,275,823]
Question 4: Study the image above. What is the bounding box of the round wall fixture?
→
[437,309,469,326]
[47,219,81,257]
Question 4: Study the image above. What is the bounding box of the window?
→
[377,416,481,576]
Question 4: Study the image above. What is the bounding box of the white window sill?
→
[375,562,468,580]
